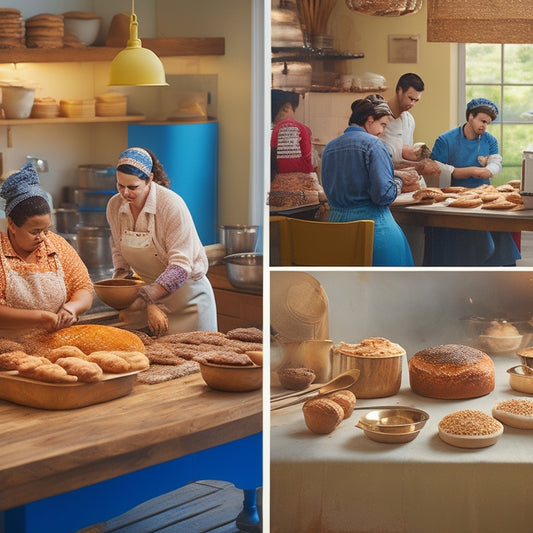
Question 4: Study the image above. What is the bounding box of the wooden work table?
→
[0,373,262,532]
[391,202,533,232]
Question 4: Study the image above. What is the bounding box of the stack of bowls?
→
[219,224,262,293]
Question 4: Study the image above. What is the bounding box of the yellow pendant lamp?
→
[108,0,168,86]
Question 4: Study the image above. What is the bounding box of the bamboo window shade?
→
[427,0,533,43]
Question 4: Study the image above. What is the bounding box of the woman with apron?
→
[0,163,93,336]
[106,147,217,336]
[321,95,416,266]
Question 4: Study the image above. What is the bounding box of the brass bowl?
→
[93,278,146,310]
[507,365,533,394]
[356,407,429,444]
[199,361,262,392]
[517,347,533,370]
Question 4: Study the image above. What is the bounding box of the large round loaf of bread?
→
[408,344,494,399]
[31,325,146,355]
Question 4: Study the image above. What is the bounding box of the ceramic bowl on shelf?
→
[63,12,102,46]
[198,361,262,392]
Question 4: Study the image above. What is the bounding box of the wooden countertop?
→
[0,373,261,511]
[391,202,533,232]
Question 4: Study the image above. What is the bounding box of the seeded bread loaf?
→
[31,325,145,355]
[408,344,495,399]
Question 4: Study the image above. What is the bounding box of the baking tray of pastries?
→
[0,370,139,410]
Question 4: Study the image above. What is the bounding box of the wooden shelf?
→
[0,37,225,64]
[0,114,146,126]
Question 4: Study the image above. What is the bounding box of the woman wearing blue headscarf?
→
[106,147,217,336]
[426,98,521,266]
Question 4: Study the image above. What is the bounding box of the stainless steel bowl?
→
[219,225,259,255]
[223,253,263,293]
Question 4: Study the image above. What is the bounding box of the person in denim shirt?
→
[321,95,415,266]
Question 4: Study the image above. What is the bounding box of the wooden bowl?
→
[331,348,405,398]
[199,361,262,392]
[246,351,263,366]
[93,279,146,310]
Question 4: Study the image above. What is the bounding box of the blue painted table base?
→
[4,432,262,533]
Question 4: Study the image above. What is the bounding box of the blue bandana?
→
[466,98,499,118]
[117,147,153,180]
[0,162,49,216]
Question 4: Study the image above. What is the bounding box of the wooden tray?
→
[0,370,139,410]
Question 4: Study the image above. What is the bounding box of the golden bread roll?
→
[302,397,344,434]
[449,196,483,208]
[278,367,316,390]
[0,351,35,370]
[324,390,356,419]
[17,359,78,383]
[34,325,145,354]
[87,351,131,373]
[108,350,150,371]
[47,345,88,362]
[55,357,104,382]
[408,344,495,399]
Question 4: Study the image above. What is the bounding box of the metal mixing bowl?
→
[223,253,263,293]
[219,225,259,255]
[93,278,146,310]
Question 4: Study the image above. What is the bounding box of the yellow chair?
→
[270,216,374,266]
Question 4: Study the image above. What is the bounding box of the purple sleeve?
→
[155,264,188,295]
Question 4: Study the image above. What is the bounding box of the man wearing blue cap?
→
[425,98,521,266]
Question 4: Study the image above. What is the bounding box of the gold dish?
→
[355,407,429,443]
[0,370,139,410]
[199,361,262,392]
[507,365,533,394]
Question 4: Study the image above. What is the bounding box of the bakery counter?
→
[1,372,262,533]
[270,355,533,533]
[390,201,533,232]
[207,265,263,333]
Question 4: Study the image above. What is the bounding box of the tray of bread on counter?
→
[0,325,264,409]
[393,182,525,210]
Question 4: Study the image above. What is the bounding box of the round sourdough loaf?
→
[408,344,495,399]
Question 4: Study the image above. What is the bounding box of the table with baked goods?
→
[390,198,533,232]
[270,354,533,533]
[0,370,262,533]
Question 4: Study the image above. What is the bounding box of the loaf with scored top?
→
[32,325,145,355]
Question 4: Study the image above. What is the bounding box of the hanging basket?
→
[345,0,422,16]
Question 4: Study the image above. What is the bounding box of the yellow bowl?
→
[93,278,146,310]
[199,361,262,392]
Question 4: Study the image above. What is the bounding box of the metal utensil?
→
[270,369,360,411]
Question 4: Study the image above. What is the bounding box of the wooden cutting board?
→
[0,370,139,410]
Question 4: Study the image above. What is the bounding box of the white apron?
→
[119,216,217,334]
[0,246,67,337]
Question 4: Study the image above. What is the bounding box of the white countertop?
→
[270,354,533,533]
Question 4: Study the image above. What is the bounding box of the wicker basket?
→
[345,0,422,16]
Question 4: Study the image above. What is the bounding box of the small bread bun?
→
[278,367,316,390]
[485,321,519,337]
[324,390,356,419]
[302,397,344,434]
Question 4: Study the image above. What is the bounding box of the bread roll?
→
[278,367,316,390]
[325,390,356,419]
[409,344,495,399]
[302,397,344,434]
